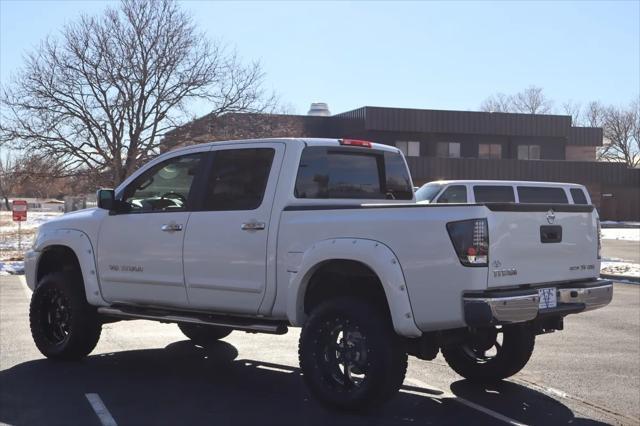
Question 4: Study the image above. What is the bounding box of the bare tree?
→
[0,0,276,186]
[479,93,513,113]
[562,100,582,124]
[599,101,640,168]
[511,86,553,114]
[480,86,552,114]
[0,151,67,208]
[0,153,18,210]
[583,101,606,128]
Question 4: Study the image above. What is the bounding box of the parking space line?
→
[405,378,525,426]
[85,393,118,426]
[255,364,296,374]
[452,396,526,426]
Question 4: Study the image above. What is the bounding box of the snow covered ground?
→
[601,227,640,242]
[0,261,24,276]
[0,211,63,268]
[600,261,640,279]
[1,213,638,280]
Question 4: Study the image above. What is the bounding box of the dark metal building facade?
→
[162,106,639,220]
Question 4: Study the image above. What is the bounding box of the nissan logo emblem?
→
[546,209,556,224]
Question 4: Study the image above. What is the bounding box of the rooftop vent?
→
[307,102,331,116]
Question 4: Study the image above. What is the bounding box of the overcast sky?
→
[1,0,638,117]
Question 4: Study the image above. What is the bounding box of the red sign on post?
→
[12,200,27,222]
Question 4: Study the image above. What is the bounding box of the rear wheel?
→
[178,323,232,346]
[442,324,535,382]
[29,272,102,360]
[298,297,407,410]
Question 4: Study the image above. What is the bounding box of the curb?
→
[600,274,640,284]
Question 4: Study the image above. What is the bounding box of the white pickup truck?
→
[25,138,612,409]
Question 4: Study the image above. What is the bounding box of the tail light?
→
[447,219,489,267]
[596,219,602,259]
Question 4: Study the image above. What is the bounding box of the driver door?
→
[97,151,206,308]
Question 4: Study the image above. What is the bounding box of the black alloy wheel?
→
[30,272,102,360]
[299,297,407,410]
[317,318,370,390]
[442,324,535,382]
[39,287,73,345]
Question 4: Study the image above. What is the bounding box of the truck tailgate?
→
[486,204,599,288]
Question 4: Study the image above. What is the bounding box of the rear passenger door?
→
[183,143,284,314]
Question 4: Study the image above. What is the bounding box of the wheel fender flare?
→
[287,238,422,337]
[34,229,107,306]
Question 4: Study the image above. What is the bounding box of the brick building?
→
[161,106,640,220]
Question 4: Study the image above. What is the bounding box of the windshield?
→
[415,183,444,202]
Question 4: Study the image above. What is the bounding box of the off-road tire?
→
[29,272,102,360]
[178,323,232,346]
[298,297,408,410]
[442,324,535,383]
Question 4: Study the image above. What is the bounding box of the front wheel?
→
[442,324,535,383]
[298,297,408,410]
[29,272,102,360]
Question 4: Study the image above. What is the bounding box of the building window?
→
[478,144,502,159]
[517,145,541,160]
[436,142,461,158]
[396,141,420,157]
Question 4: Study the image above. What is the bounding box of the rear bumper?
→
[463,279,613,327]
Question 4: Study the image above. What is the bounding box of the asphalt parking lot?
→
[601,239,640,264]
[1,275,638,426]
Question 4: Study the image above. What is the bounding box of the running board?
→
[97,306,288,335]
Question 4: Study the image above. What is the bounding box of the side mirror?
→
[97,189,115,210]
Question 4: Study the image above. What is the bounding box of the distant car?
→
[416,180,592,205]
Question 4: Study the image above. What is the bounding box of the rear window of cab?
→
[294,146,413,200]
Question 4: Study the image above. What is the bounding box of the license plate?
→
[538,287,557,309]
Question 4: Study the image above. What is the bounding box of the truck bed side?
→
[274,204,491,332]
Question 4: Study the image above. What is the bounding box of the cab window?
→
[294,147,412,200]
[437,185,467,203]
[122,153,204,212]
[202,148,275,211]
[473,186,515,203]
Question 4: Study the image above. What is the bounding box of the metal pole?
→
[18,220,21,252]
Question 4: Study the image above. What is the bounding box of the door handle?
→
[241,221,266,231]
[161,223,183,232]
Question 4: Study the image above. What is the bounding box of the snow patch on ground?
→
[0,261,24,276]
[600,228,640,242]
[2,212,639,279]
[600,261,640,278]
[0,211,63,263]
